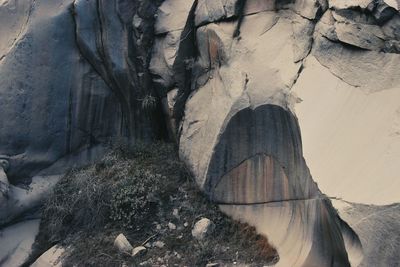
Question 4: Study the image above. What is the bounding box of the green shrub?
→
[140,94,157,111]
[110,170,163,229]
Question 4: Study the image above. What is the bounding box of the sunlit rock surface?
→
[150,0,399,266]
[0,0,399,266]
[293,56,400,205]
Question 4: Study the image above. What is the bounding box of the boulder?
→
[192,218,215,240]
[334,21,385,50]
[31,245,65,267]
[114,234,133,254]
[195,0,239,26]
[132,246,147,257]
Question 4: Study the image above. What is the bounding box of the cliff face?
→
[0,0,165,183]
[0,0,400,266]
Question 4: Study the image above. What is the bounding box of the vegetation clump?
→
[33,142,278,266]
[110,169,162,229]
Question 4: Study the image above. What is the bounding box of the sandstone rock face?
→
[150,0,399,266]
[0,1,165,264]
[0,0,164,184]
[0,0,400,266]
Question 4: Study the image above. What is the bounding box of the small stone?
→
[174,251,182,259]
[183,222,189,227]
[132,246,147,257]
[172,208,179,218]
[168,222,177,230]
[114,234,133,254]
[153,241,165,248]
[156,224,162,230]
[133,14,143,28]
[191,218,215,240]
[206,263,220,267]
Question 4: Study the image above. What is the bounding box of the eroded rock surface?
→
[0,0,164,185]
[149,0,399,266]
[0,0,400,266]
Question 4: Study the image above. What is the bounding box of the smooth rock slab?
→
[31,245,65,267]
[293,56,400,205]
[0,219,40,267]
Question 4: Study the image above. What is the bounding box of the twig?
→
[99,252,113,259]
[141,233,158,246]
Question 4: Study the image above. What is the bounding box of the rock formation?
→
[0,0,399,266]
